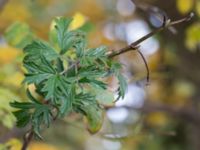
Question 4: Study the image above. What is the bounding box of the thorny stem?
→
[21,13,193,150]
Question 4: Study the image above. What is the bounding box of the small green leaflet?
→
[73,93,104,134]
[54,17,85,55]
[24,40,58,62]
[10,91,52,137]
[23,56,57,84]
[117,74,127,100]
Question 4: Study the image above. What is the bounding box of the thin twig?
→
[107,13,194,58]
[21,130,34,150]
[107,13,193,83]
[136,49,150,84]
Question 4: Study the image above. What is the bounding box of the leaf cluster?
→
[10,17,127,137]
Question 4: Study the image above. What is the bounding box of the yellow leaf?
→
[0,46,20,65]
[176,0,194,14]
[69,12,86,30]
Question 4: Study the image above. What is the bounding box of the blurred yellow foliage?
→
[186,23,200,51]
[4,138,22,150]
[76,0,104,21]
[176,0,194,14]
[196,1,200,16]
[70,12,86,30]
[0,46,20,65]
[1,140,59,150]
[146,112,169,127]
[29,142,58,150]
[5,72,24,87]
[0,1,30,25]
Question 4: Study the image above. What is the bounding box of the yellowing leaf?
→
[176,0,194,14]
[69,12,86,30]
[0,46,20,65]
[84,106,104,134]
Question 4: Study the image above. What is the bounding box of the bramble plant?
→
[9,17,127,149]
[8,12,193,150]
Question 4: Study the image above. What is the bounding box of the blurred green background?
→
[0,0,200,150]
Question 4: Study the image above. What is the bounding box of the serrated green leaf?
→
[78,65,107,78]
[24,40,58,62]
[24,56,57,84]
[41,75,60,100]
[117,74,127,100]
[13,110,31,127]
[95,89,114,106]
[84,105,104,134]
[10,101,35,109]
[54,17,86,54]
[79,77,107,89]
[54,17,73,50]
[62,31,85,55]
[86,46,107,57]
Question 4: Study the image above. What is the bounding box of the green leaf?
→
[117,74,127,100]
[41,75,60,100]
[78,65,107,78]
[95,89,115,106]
[24,40,58,62]
[24,56,57,84]
[74,39,86,57]
[10,101,35,109]
[41,74,74,115]
[13,110,31,127]
[32,105,51,127]
[84,105,104,134]
[79,77,107,89]
[59,84,75,116]
[54,17,73,51]
[4,22,34,49]
[54,17,86,54]
[86,46,107,57]
[73,93,103,133]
